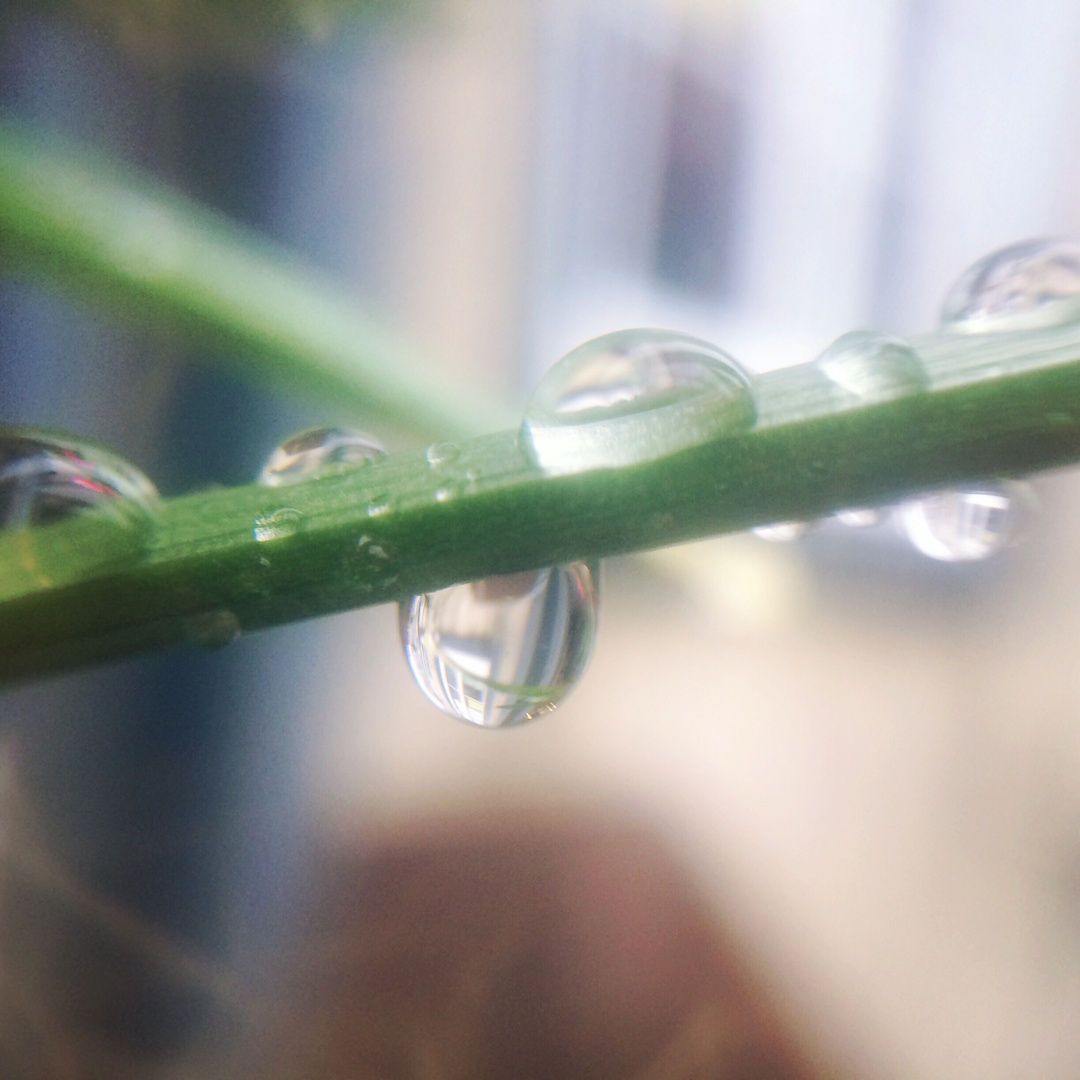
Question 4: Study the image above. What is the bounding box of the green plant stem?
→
[4,320,1080,684]
[0,118,514,441]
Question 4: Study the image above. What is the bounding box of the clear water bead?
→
[0,429,159,531]
[814,330,927,405]
[941,239,1080,333]
[835,507,882,529]
[400,563,598,728]
[520,329,754,474]
[752,522,810,542]
[425,442,460,467]
[258,426,386,486]
[253,507,303,542]
[895,482,1033,562]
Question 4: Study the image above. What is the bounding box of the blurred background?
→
[3,0,1080,1077]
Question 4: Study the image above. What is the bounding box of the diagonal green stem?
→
[3,319,1080,684]
[0,118,514,441]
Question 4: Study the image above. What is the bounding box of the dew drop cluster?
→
[8,238,1070,723]
[754,238,1078,560]
[394,328,758,727]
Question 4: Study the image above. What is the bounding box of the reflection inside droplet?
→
[895,482,1033,561]
[0,429,160,589]
[0,430,159,531]
[400,563,598,728]
[521,329,755,474]
[941,239,1080,332]
[258,427,386,487]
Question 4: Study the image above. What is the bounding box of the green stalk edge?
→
[4,319,1080,684]
[0,117,514,441]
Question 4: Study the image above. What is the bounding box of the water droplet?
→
[0,430,159,588]
[752,522,810,542]
[814,331,927,405]
[365,494,392,517]
[895,482,1034,562]
[425,442,460,467]
[520,329,755,475]
[835,507,882,529]
[434,484,460,503]
[184,609,242,649]
[941,239,1080,333]
[0,429,159,531]
[253,507,303,542]
[400,563,599,728]
[258,427,386,487]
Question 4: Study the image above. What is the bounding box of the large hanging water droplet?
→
[895,482,1033,562]
[941,239,1080,333]
[813,330,927,405]
[400,563,598,728]
[520,329,755,475]
[258,427,386,487]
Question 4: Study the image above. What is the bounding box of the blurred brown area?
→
[227,811,814,1080]
[0,789,819,1080]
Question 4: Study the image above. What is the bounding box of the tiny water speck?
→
[253,507,303,542]
[895,482,1034,561]
[400,563,599,728]
[425,442,460,467]
[941,239,1080,333]
[258,427,386,487]
[520,329,755,474]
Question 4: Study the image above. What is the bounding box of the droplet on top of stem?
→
[400,563,599,728]
[258,427,386,487]
[0,429,161,589]
[520,329,755,475]
[941,239,1080,333]
[0,429,159,531]
[813,330,927,405]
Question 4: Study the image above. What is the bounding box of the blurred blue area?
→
[3,1,1080,1072]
